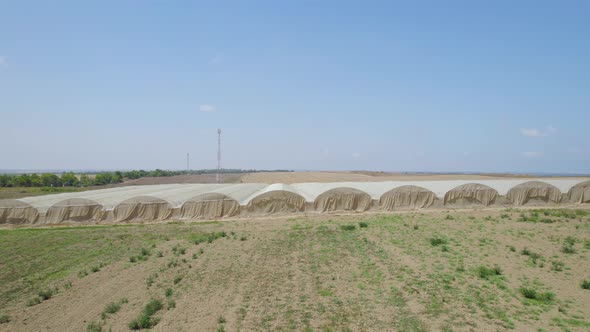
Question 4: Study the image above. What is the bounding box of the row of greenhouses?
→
[1,179,588,224]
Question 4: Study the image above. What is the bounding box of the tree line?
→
[0,169,292,188]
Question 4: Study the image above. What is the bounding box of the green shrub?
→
[564,236,576,246]
[173,276,183,284]
[561,245,575,254]
[38,288,54,301]
[551,261,565,272]
[128,298,163,330]
[358,222,368,228]
[140,247,151,256]
[519,287,555,303]
[26,297,41,306]
[477,266,502,279]
[0,315,10,324]
[165,288,173,297]
[430,237,447,246]
[340,224,356,231]
[90,265,100,273]
[64,281,72,290]
[129,256,137,263]
[500,214,509,219]
[445,215,454,220]
[581,279,590,290]
[168,299,176,309]
[86,320,102,332]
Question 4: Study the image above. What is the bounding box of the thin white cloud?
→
[352,152,361,159]
[523,151,543,158]
[199,104,215,112]
[0,55,6,66]
[210,56,223,64]
[520,128,543,137]
[520,126,557,137]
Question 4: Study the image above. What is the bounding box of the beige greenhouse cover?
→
[45,198,103,224]
[379,185,436,210]
[314,187,372,212]
[113,196,173,222]
[506,181,561,205]
[180,193,240,219]
[246,190,305,215]
[0,199,39,224]
[568,180,590,204]
[443,183,498,206]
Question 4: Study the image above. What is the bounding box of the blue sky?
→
[1,1,588,173]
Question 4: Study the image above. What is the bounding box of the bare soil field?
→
[239,171,549,184]
[122,173,243,185]
[1,208,589,331]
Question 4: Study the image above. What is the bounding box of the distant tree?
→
[93,173,112,185]
[60,172,79,187]
[16,174,31,187]
[29,174,42,187]
[80,174,93,187]
[41,173,61,187]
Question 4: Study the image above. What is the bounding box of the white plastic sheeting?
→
[6,178,588,224]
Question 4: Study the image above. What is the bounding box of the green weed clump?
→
[340,224,356,231]
[519,287,555,304]
[173,275,183,284]
[101,298,128,319]
[38,288,54,301]
[551,261,565,272]
[477,266,502,279]
[86,320,102,332]
[165,288,173,297]
[128,298,163,330]
[192,231,227,245]
[430,237,447,246]
[359,222,368,228]
[521,248,543,264]
[581,279,590,290]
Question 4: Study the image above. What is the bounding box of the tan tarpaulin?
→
[443,183,498,206]
[0,199,39,224]
[45,198,103,224]
[246,190,305,215]
[113,196,173,222]
[314,187,372,212]
[568,180,590,204]
[180,193,240,219]
[507,181,561,205]
[379,185,436,210]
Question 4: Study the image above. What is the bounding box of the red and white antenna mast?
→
[216,128,222,183]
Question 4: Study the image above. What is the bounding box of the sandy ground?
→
[1,207,589,332]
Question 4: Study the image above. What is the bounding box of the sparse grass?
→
[63,281,72,290]
[0,315,10,324]
[128,298,163,330]
[146,273,158,287]
[167,299,176,309]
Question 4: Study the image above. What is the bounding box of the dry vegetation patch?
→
[0,208,589,331]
